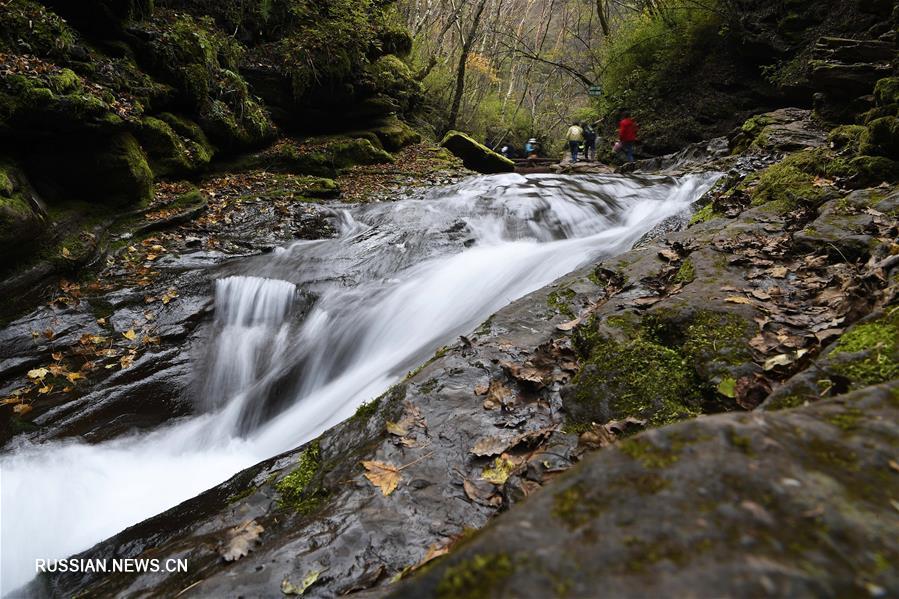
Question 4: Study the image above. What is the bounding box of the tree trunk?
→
[445,0,490,135]
[595,0,610,36]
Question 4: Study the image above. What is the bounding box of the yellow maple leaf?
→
[122,329,137,341]
[66,372,83,383]
[361,460,400,496]
[27,368,49,380]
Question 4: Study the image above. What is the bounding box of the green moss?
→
[681,311,753,367]
[824,407,864,432]
[827,125,866,153]
[275,441,325,513]
[0,0,76,58]
[436,553,515,599]
[874,77,899,108]
[859,117,899,159]
[552,482,606,529]
[689,203,720,225]
[848,155,899,185]
[829,311,899,386]
[567,336,700,427]
[547,287,576,318]
[727,429,754,455]
[617,436,684,469]
[673,259,695,284]
[47,69,81,94]
[353,399,381,422]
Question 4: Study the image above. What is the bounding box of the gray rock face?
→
[388,383,899,599]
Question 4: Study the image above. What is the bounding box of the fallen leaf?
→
[751,289,771,301]
[470,436,513,458]
[61,247,71,258]
[386,421,408,437]
[499,360,546,387]
[119,354,135,369]
[769,266,788,278]
[27,368,49,380]
[717,377,737,398]
[280,569,322,596]
[219,520,264,562]
[725,296,754,305]
[122,329,137,341]
[481,455,517,485]
[658,248,680,262]
[473,383,488,396]
[38,384,53,394]
[65,372,83,383]
[51,352,63,361]
[556,316,582,332]
[763,349,809,371]
[362,460,400,496]
[13,403,32,415]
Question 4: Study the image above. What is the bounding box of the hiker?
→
[566,121,584,162]
[525,138,539,159]
[583,123,597,162]
[618,111,638,162]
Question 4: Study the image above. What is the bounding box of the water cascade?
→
[0,172,718,595]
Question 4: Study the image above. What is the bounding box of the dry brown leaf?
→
[751,289,771,301]
[470,436,513,458]
[473,383,489,396]
[219,520,264,562]
[769,266,788,279]
[386,421,408,437]
[499,360,546,387]
[725,296,754,305]
[658,248,680,262]
[556,316,582,332]
[362,460,400,496]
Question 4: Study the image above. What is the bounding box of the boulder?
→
[0,161,45,266]
[440,131,515,174]
[390,382,899,598]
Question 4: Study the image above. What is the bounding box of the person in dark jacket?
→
[618,111,638,162]
[583,124,597,161]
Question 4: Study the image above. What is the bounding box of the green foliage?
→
[0,0,76,58]
[595,3,722,125]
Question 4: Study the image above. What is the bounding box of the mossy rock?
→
[859,116,899,159]
[30,132,153,205]
[828,310,899,388]
[329,138,393,170]
[440,131,514,174]
[157,112,215,164]
[0,0,76,59]
[562,334,701,428]
[848,155,899,185]
[827,124,866,153]
[873,77,899,108]
[368,116,422,152]
[362,55,421,114]
[136,116,209,177]
[0,161,45,263]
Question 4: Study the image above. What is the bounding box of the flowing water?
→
[0,172,718,595]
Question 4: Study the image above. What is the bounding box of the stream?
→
[0,172,718,595]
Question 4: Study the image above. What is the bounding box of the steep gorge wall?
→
[0,0,421,276]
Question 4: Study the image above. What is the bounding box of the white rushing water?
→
[0,172,718,595]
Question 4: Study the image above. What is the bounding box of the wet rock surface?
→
[389,382,899,599]
[7,107,899,598]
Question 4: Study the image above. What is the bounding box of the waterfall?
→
[0,172,719,595]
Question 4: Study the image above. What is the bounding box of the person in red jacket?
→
[618,110,638,162]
